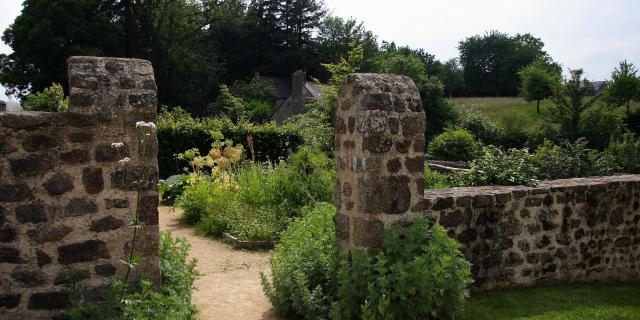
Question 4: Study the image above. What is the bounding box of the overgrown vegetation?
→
[174,140,334,242]
[24,82,68,112]
[261,205,472,320]
[65,232,199,320]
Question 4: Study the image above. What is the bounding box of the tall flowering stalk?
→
[112,121,157,298]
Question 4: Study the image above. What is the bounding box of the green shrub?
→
[261,205,472,320]
[453,146,537,186]
[424,168,453,189]
[606,133,640,173]
[332,220,472,320]
[456,108,503,145]
[579,107,624,150]
[530,138,614,180]
[157,107,303,177]
[160,174,189,205]
[25,83,68,112]
[428,129,482,162]
[177,147,334,242]
[66,232,199,320]
[625,109,640,136]
[231,79,277,106]
[261,202,338,318]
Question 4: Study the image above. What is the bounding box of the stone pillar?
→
[335,73,426,252]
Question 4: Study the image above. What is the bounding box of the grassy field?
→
[448,97,638,134]
[463,282,640,320]
[448,97,553,133]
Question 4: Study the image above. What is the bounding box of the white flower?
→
[135,121,157,130]
[118,157,131,165]
[111,142,124,149]
[158,179,165,184]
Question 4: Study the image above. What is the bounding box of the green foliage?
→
[530,139,613,180]
[66,232,199,320]
[205,85,248,121]
[603,60,640,115]
[333,221,472,320]
[231,79,277,105]
[157,107,303,177]
[453,146,537,186]
[550,69,600,140]
[606,133,640,173]
[455,108,504,145]
[424,168,454,189]
[177,146,334,241]
[373,50,428,89]
[24,82,68,112]
[579,107,624,150]
[518,57,561,113]
[458,31,547,96]
[428,129,482,162]
[423,76,457,140]
[262,208,473,320]
[160,174,189,206]
[261,202,338,317]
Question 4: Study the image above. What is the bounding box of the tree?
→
[423,76,456,140]
[603,60,640,116]
[518,57,562,113]
[550,69,599,140]
[316,16,377,68]
[441,58,464,98]
[372,50,428,90]
[0,0,123,96]
[458,31,547,96]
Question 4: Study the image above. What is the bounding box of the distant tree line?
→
[0,0,622,114]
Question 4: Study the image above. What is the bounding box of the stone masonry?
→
[0,56,160,318]
[336,73,640,290]
[334,73,426,252]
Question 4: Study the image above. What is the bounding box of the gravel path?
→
[159,206,280,320]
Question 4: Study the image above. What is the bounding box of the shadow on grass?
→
[463,282,640,320]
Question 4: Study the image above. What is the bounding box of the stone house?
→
[257,70,322,123]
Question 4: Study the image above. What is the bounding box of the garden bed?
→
[223,232,278,250]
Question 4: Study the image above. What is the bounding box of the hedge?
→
[158,111,304,177]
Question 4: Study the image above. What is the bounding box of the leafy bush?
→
[625,109,640,136]
[158,107,303,177]
[261,202,338,317]
[606,133,640,173]
[177,146,334,241]
[428,129,482,162]
[424,168,453,189]
[456,108,503,145]
[530,138,613,180]
[579,107,624,150]
[66,232,199,320]
[25,83,68,112]
[160,174,189,205]
[261,205,472,320]
[453,146,537,186]
[423,76,457,140]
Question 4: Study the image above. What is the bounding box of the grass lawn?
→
[463,282,640,320]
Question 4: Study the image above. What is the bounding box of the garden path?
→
[159,206,280,320]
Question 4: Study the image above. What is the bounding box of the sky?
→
[1,0,639,100]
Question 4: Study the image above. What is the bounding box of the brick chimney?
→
[291,70,306,102]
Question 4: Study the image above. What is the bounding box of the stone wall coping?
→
[0,111,112,129]
[423,174,640,199]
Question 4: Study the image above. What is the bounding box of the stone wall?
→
[335,73,640,290]
[0,56,160,318]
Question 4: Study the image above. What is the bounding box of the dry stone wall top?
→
[0,56,160,318]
